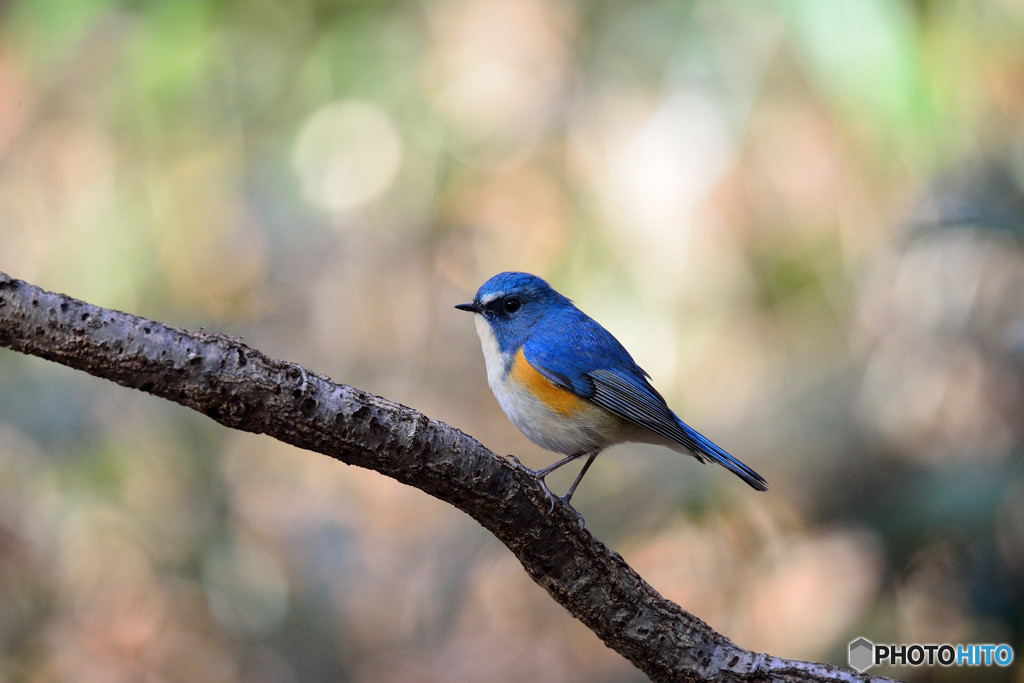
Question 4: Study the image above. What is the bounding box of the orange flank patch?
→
[508,348,586,417]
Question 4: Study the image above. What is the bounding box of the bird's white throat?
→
[473,314,508,392]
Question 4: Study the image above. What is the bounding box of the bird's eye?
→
[503,297,521,314]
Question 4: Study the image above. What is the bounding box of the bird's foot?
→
[502,455,557,510]
[533,473,560,515]
[538,479,586,529]
[501,453,530,471]
[502,455,586,529]
[559,497,586,530]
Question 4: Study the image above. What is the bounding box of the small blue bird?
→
[456,272,766,523]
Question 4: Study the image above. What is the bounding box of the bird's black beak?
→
[455,302,482,313]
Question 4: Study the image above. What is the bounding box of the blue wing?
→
[522,308,767,491]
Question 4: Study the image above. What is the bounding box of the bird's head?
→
[455,272,566,353]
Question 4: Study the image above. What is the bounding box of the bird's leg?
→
[525,452,589,513]
[562,451,599,506]
[531,451,590,479]
[505,452,579,512]
[505,451,598,528]
[504,451,583,480]
[548,452,599,530]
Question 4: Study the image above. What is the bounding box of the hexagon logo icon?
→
[848,637,875,672]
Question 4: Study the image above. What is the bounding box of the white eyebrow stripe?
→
[479,292,503,305]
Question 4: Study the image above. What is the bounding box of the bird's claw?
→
[560,498,586,530]
[539,482,586,529]
[502,453,530,471]
[502,455,554,509]
[534,475,559,514]
[504,456,586,529]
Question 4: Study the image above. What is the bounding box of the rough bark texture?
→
[0,272,891,682]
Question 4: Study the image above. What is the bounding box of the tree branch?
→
[0,272,887,682]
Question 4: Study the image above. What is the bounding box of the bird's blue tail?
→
[677,420,767,491]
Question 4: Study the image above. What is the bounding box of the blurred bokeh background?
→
[1,1,1023,680]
